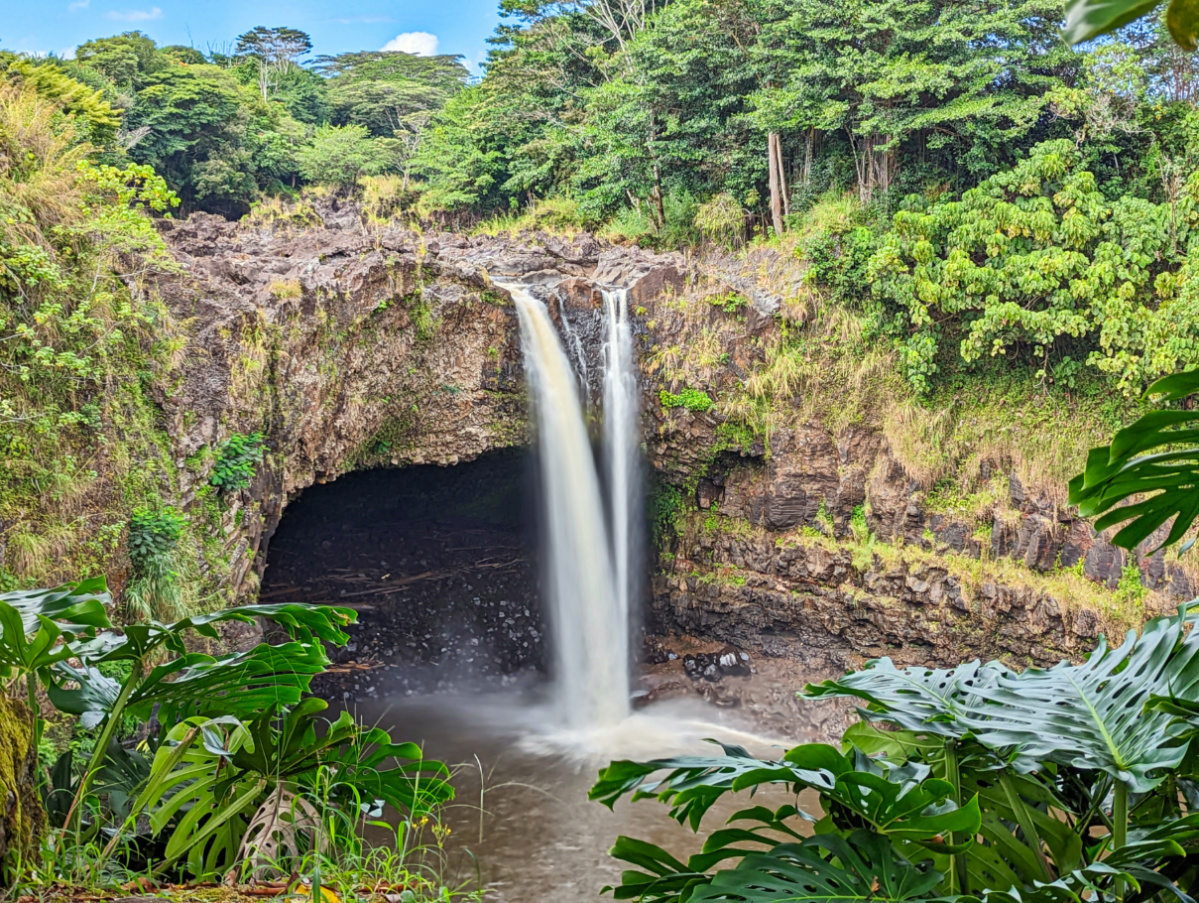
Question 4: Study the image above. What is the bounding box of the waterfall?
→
[602,288,641,664]
[507,284,632,728]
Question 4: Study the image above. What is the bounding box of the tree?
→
[125,64,257,215]
[75,31,161,91]
[235,26,313,101]
[295,124,390,189]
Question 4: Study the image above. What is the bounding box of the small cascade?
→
[508,284,630,728]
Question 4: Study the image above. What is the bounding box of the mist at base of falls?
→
[258,278,833,901]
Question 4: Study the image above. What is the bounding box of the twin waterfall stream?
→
[507,283,639,734]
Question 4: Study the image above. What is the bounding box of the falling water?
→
[602,287,641,661]
[508,284,630,728]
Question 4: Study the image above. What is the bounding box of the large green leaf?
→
[132,716,265,878]
[591,741,837,830]
[1064,0,1199,50]
[73,602,355,663]
[687,832,949,903]
[1063,0,1166,45]
[0,578,112,635]
[1067,369,1199,552]
[0,579,113,680]
[232,699,454,818]
[806,659,1008,740]
[604,835,712,901]
[48,642,330,727]
[592,742,979,851]
[958,606,1199,793]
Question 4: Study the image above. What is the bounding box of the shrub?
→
[127,506,185,568]
[210,432,266,492]
[708,291,747,314]
[660,388,714,413]
[125,506,187,619]
[694,193,745,249]
[869,139,1196,393]
[805,220,878,306]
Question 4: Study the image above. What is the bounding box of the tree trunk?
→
[776,134,790,217]
[768,132,785,236]
[651,164,666,229]
[803,128,814,188]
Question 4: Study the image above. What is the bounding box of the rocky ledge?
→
[142,215,1191,668]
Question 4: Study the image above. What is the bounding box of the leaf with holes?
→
[957,605,1199,792]
[1068,368,1199,552]
[805,659,1008,740]
[590,741,837,830]
[688,831,950,903]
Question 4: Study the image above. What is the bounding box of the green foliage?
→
[127,507,185,570]
[649,481,685,554]
[870,140,1197,393]
[660,388,715,413]
[1069,368,1199,551]
[707,292,748,314]
[807,220,879,307]
[296,124,391,189]
[0,578,458,889]
[693,194,745,249]
[210,432,266,493]
[598,604,1199,901]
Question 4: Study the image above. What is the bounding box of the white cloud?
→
[106,6,162,21]
[68,0,90,11]
[381,31,439,55]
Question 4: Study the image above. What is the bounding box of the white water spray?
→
[508,284,631,729]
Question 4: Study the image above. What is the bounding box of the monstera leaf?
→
[957,606,1199,793]
[806,659,1008,739]
[132,716,266,878]
[1,578,111,635]
[688,832,948,903]
[48,642,330,728]
[593,741,980,901]
[0,579,112,679]
[74,602,355,663]
[1068,369,1199,552]
[605,835,713,901]
[232,698,453,818]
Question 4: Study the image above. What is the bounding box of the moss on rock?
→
[0,696,43,878]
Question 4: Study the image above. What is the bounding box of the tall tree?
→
[235,27,313,101]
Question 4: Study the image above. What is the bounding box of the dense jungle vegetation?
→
[7,0,1199,900]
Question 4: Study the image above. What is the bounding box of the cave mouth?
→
[259,449,543,699]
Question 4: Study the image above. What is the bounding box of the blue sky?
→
[1,0,505,71]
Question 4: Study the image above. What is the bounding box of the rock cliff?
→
[33,212,1187,671]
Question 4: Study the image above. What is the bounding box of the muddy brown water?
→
[347,685,826,903]
[262,456,838,901]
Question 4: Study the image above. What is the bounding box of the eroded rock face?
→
[146,216,1182,671]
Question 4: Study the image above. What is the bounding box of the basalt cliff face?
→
[87,214,1194,669]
